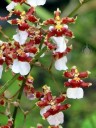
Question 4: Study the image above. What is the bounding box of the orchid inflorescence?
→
[0,0,92,127]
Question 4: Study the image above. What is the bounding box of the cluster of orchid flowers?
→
[0,0,92,127]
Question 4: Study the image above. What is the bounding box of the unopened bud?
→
[12,101,20,107]
[87,71,91,74]
[4,90,12,99]
[79,0,84,4]
[88,83,92,87]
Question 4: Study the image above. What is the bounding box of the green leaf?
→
[0,114,8,126]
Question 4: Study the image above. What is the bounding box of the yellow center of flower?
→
[73,77,80,82]
[56,16,60,21]
[73,68,81,81]
[55,24,62,30]
[17,11,26,24]
[17,49,23,55]
[21,11,26,16]
[55,16,62,31]
[0,53,2,58]
[28,75,34,81]
[48,126,51,128]
[1,46,5,50]
[43,85,51,94]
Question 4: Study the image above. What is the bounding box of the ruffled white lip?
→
[47,112,64,126]
[13,29,28,45]
[52,36,67,53]
[12,59,30,76]
[0,65,3,79]
[40,106,64,126]
[27,0,46,6]
[6,1,17,11]
[55,56,68,71]
[67,87,84,99]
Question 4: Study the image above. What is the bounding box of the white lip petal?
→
[13,30,28,45]
[12,59,20,74]
[19,61,30,75]
[55,41,66,53]
[52,36,67,52]
[67,87,84,99]
[27,0,46,6]
[6,1,17,11]
[12,59,30,75]
[27,0,37,6]
[47,112,64,126]
[76,88,84,99]
[40,106,51,116]
[55,56,68,71]
[37,0,46,5]
[0,65,3,79]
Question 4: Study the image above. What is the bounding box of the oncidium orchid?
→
[0,0,92,127]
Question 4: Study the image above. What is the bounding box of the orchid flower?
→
[64,66,92,99]
[40,106,64,126]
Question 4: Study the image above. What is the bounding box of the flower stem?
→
[33,46,47,62]
[33,63,62,93]
[68,0,90,17]
[12,46,47,127]
[0,26,10,41]
[0,74,19,95]
[12,78,26,128]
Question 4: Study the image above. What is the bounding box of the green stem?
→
[27,103,37,114]
[12,46,47,127]
[68,0,90,17]
[33,46,47,62]
[68,3,81,17]
[33,63,62,93]
[0,74,19,95]
[12,78,26,128]
[49,71,62,94]
[0,46,47,96]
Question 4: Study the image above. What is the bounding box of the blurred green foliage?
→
[0,0,96,128]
